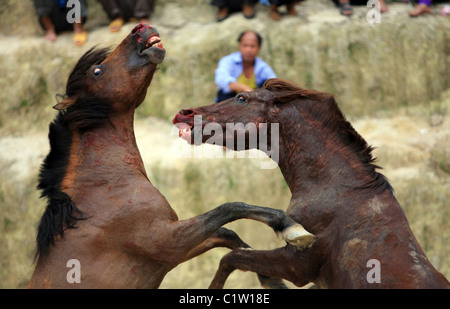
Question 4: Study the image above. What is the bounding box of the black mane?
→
[64,47,112,131]
[35,47,112,260]
[66,47,110,98]
[263,79,393,195]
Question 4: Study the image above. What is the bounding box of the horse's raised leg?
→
[144,201,313,282]
[172,202,314,251]
[209,246,315,289]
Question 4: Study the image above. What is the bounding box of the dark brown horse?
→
[27,27,313,289]
[173,78,450,288]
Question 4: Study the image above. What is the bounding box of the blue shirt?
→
[214,52,277,94]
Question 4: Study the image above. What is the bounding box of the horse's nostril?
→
[180,109,194,116]
[132,24,144,34]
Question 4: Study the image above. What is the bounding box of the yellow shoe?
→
[73,31,87,46]
[109,18,124,32]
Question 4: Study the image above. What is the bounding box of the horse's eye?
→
[236,95,248,104]
[91,65,103,77]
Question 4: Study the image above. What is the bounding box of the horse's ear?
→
[53,97,76,110]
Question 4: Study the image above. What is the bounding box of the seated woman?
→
[214,30,276,103]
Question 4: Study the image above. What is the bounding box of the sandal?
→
[109,18,124,32]
[73,31,87,46]
[340,1,353,16]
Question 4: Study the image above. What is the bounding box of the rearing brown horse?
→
[173,78,450,288]
[27,27,313,289]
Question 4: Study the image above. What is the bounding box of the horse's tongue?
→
[178,123,192,141]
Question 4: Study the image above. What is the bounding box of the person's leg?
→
[211,0,230,22]
[269,0,281,20]
[339,0,353,16]
[72,0,88,46]
[41,16,57,41]
[287,0,299,16]
[33,0,57,41]
[99,0,125,31]
[379,0,388,13]
[133,0,154,24]
[409,0,432,16]
[98,0,122,20]
[242,0,257,19]
[211,0,227,7]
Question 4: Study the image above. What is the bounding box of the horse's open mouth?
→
[143,35,163,51]
[173,110,193,142]
[138,33,164,55]
[173,110,220,145]
[172,112,204,145]
[132,24,165,62]
[177,123,193,141]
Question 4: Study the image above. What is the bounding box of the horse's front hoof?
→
[282,225,315,249]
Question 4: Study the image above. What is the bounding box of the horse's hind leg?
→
[209,246,313,289]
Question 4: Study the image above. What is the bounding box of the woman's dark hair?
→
[237,30,262,47]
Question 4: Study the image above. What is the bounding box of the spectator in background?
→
[210,0,258,22]
[33,0,88,46]
[98,0,155,32]
[409,0,432,16]
[214,30,276,103]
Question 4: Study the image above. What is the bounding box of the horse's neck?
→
[277,118,372,205]
[67,117,146,183]
[80,120,139,154]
